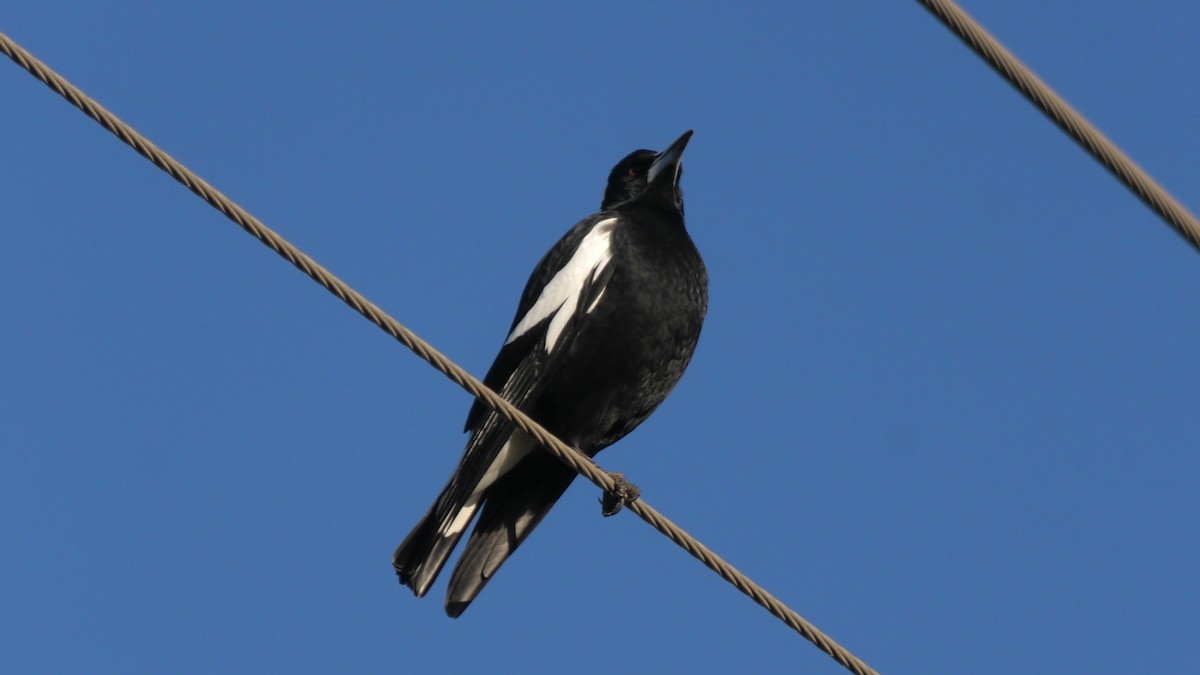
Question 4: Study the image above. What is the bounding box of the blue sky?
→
[3,2,1199,673]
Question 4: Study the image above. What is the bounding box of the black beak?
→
[646,130,693,185]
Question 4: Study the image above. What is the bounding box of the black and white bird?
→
[394,130,708,617]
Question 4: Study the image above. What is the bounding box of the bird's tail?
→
[444,452,577,617]
[393,489,480,598]
[395,431,539,601]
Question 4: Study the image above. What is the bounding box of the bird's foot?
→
[600,472,641,517]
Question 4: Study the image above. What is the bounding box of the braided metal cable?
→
[1,31,878,675]
[917,0,1200,253]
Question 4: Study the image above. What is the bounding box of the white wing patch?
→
[443,432,535,535]
[506,218,617,352]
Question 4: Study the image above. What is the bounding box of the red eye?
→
[627,167,637,177]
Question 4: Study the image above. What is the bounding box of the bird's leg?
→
[600,472,641,517]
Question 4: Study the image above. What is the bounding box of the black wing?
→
[463,212,616,432]
[432,212,618,543]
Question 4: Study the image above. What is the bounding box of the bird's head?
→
[601,130,692,214]
[602,149,656,210]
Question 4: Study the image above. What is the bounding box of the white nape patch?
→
[506,218,617,352]
[443,432,536,535]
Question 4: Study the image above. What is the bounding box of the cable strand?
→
[916,0,1200,253]
[1,31,877,675]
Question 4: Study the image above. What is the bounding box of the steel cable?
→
[917,0,1200,253]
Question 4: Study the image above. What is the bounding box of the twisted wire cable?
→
[917,0,1200,252]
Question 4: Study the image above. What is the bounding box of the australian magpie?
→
[393,130,708,617]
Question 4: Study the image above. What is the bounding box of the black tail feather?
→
[393,500,474,598]
[444,454,577,617]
